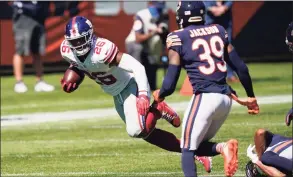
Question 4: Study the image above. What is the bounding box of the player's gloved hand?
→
[285,108,293,126]
[246,144,259,163]
[230,94,259,115]
[60,78,78,93]
[137,92,150,116]
[153,89,164,103]
[246,97,259,115]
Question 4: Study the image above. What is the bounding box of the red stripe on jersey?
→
[104,43,114,61]
[105,46,118,64]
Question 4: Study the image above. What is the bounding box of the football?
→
[62,67,85,88]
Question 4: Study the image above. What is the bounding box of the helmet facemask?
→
[66,29,93,56]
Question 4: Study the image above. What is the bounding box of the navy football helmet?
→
[176,1,206,29]
[65,16,93,56]
[285,22,293,53]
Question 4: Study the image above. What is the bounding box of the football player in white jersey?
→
[60,16,212,171]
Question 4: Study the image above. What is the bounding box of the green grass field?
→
[1,62,292,177]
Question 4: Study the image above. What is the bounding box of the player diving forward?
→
[60,16,212,171]
[245,22,293,177]
[152,1,259,177]
[246,129,292,177]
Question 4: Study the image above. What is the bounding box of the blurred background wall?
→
[0,1,292,75]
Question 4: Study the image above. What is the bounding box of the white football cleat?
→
[14,81,28,93]
[34,80,55,92]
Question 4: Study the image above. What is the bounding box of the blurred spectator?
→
[204,1,240,83]
[54,2,79,17]
[125,1,169,91]
[12,1,55,93]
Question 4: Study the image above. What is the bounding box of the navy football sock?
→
[194,141,219,156]
[182,149,197,177]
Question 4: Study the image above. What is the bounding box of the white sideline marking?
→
[0,137,274,144]
[1,94,291,127]
[1,99,113,110]
[2,122,286,130]
[2,152,248,158]
[1,171,245,177]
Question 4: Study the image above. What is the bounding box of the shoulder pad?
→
[92,38,119,64]
[166,32,182,49]
[60,40,76,64]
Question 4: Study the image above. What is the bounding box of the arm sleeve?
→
[118,53,149,95]
[159,64,181,98]
[224,46,255,97]
[221,27,255,97]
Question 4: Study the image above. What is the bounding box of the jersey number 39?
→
[192,35,227,75]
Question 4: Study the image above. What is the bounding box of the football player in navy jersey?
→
[245,22,293,177]
[153,1,259,177]
[246,129,292,177]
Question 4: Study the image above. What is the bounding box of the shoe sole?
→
[222,139,238,177]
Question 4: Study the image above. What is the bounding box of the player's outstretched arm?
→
[113,52,150,116]
[255,158,286,177]
[224,45,254,98]
[153,49,181,102]
[113,52,149,95]
[246,144,286,177]
[224,45,259,114]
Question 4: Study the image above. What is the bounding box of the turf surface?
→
[1,62,292,176]
[1,103,292,176]
[1,62,292,115]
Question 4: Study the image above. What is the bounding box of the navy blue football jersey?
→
[166,24,235,95]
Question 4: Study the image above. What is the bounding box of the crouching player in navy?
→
[245,22,293,177]
[246,128,292,177]
[153,1,259,177]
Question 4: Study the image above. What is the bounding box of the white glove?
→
[246,144,259,163]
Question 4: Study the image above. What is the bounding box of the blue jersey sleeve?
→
[166,31,183,55]
[216,24,229,45]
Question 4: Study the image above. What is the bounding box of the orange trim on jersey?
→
[184,95,200,149]
[273,140,293,153]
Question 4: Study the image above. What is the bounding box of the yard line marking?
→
[1,99,113,110]
[1,171,246,176]
[1,94,291,127]
[1,152,248,158]
[0,137,266,144]
[1,122,286,131]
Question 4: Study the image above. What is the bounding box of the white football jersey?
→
[60,37,133,96]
